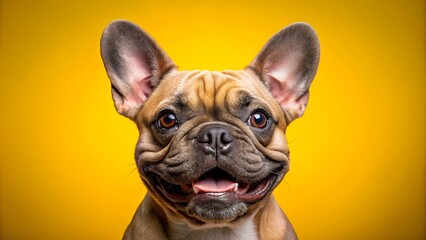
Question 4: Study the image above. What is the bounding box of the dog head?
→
[100,20,319,226]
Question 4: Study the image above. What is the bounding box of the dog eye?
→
[157,112,178,130]
[248,111,268,129]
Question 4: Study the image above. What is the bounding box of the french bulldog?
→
[100,20,319,240]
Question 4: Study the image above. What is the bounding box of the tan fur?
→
[258,196,297,240]
[100,20,319,240]
[125,194,297,240]
[125,70,296,240]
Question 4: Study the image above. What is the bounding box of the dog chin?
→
[186,193,248,223]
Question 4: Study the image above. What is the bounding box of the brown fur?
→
[100,20,319,240]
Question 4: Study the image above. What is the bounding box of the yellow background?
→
[0,0,424,239]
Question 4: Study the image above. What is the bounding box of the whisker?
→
[123,162,136,168]
[126,167,139,177]
[287,136,299,145]
[282,179,292,192]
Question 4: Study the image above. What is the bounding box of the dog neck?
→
[165,211,259,240]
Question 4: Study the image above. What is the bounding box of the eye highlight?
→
[157,112,178,130]
[248,111,268,129]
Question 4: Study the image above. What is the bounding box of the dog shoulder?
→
[124,195,169,240]
[258,196,298,240]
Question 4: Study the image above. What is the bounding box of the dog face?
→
[135,70,290,224]
[101,21,319,226]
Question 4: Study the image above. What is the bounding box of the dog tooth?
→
[193,186,199,194]
[233,183,238,192]
[207,192,226,197]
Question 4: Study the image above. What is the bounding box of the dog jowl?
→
[101,20,319,240]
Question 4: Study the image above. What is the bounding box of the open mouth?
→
[154,168,278,204]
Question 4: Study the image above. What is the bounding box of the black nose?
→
[197,125,234,157]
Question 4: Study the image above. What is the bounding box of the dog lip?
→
[156,176,194,203]
[189,175,275,203]
[237,174,276,203]
[154,168,278,204]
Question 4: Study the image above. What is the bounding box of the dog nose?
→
[197,125,234,157]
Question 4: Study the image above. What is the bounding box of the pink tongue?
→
[193,177,236,193]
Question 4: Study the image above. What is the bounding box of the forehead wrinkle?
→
[175,70,216,115]
[172,71,274,120]
[210,73,247,121]
[172,93,189,111]
[218,71,279,121]
[200,71,215,112]
[172,71,196,109]
[224,90,248,120]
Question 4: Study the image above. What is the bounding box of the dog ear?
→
[249,23,320,124]
[100,20,176,119]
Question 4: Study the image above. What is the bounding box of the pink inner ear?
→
[122,54,154,107]
[264,50,308,119]
[267,72,309,119]
[265,61,301,105]
[267,73,292,104]
[264,49,304,95]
